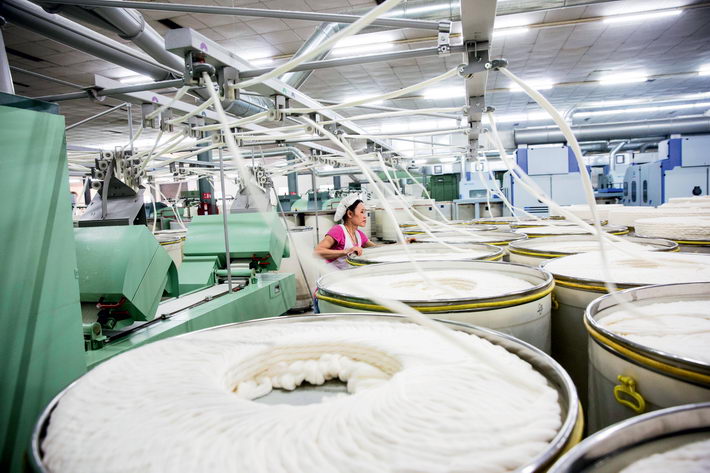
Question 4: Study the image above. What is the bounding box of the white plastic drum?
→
[541,251,710,411]
[279,226,318,311]
[585,283,710,432]
[634,216,710,253]
[548,403,710,473]
[154,231,185,267]
[304,212,335,241]
[509,235,678,266]
[374,204,410,242]
[412,198,436,220]
[402,223,497,235]
[316,260,554,352]
[347,242,504,265]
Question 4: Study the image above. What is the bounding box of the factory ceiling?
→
[3,0,710,149]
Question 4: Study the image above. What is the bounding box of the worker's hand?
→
[406,237,417,244]
[348,246,364,256]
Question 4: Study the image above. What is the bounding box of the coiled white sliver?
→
[515,237,667,254]
[41,320,561,473]
[619,439,710,473]
[634,216,710,241]
[597,301,710,364]
[543,251,710,285]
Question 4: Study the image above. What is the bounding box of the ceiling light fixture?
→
[599,72,648,85]
[250,57,274,67]
[575,102,710,118]
[422,87,466,99]
[603,9,682,24]
[492,26,530,38]
[119,74,152,84]
[699,65,710,76]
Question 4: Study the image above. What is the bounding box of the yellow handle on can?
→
[613,375,646,414]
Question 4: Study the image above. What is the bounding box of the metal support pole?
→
[196,137,217,214]
[287,153,298,195]
[127,103,134,153]
[311,170,320,240]
[33,78,185,102]
[35,0,442,30]
[9,66,86,90]
[238,45,467,79]
[218,147,233,292]
[65,102,128,130]
[0,20,15,95]
[333,176,341,189]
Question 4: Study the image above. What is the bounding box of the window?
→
[615,154,625,165]
[631,181,637,201]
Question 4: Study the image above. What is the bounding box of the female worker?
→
[314,193,375,271]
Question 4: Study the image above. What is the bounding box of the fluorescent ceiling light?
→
[250,57,274,67]
[599,72,648,85]
[603,9,682,24]
[699,65,710,76]
[440,157,457,163]
[331,42,395,57]
[583,98,646,107]
[422,86,466,99]
[510,79,554,92]
[492,26,529,38]
[119,74,152,84]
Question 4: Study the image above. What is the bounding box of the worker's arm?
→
[363,240,378,248]
[314,235,351,260]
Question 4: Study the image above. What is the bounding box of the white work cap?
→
[334,193,363,222]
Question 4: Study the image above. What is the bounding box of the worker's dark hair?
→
[343,199,363,222]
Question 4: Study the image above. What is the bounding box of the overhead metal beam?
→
[238,44,469,79]
[33,78,185,102]
[33,0,442,30]
[164,28,398,155]
[65,101,128,130]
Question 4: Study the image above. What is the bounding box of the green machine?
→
[291,189,332,211]
[0,94,296,472]
[427,173,460,201]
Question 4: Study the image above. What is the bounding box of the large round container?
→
[585,283,710,432]
[435,201,453,221]
[550,204,623,222]
[279,226,318,311]
[413,230,527,260]
[402,223,497,235]
[316,260,554,352]
[607,206,710,229]
[374,203,410,242]
[30,314,582,473]
[634,216,710,253]
[549,403,710,473]
[411,198,436,220]
[514,224,629,238]
[304,211,335,241]
[541,251,710,411]
[154,231,185,267]
[509,235,678,266]
[347,242,504,265]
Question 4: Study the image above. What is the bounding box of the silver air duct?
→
[515,116,710,145]
[281,0,461,89]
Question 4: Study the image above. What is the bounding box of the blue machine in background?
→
[622,135,710,206]
[503,145,587,216]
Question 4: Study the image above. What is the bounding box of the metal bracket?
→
[467,96,486,115]
[437,21,452,56]
[218,66,239,101]
[272,94,288,123]
[458,42,490,77]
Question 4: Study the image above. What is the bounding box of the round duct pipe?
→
[515,116,710,145]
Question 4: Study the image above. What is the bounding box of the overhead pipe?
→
[281,0,461,89]
[607,140,627,173]
[514,116,710,145]
[31,0,270,115]
[1,0,178,80]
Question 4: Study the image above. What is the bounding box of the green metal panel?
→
[178,256,219,293]
[428,173,460,201]
[183,212,288,270]
[85,272,295,368]
[0,102,86,472]
[74,226,178,321]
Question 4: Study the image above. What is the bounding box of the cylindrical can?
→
[585,282,710,432]
[548,403,710,472]
[316,260,554,352]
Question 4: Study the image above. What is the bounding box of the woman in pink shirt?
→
[315,194,376,271]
